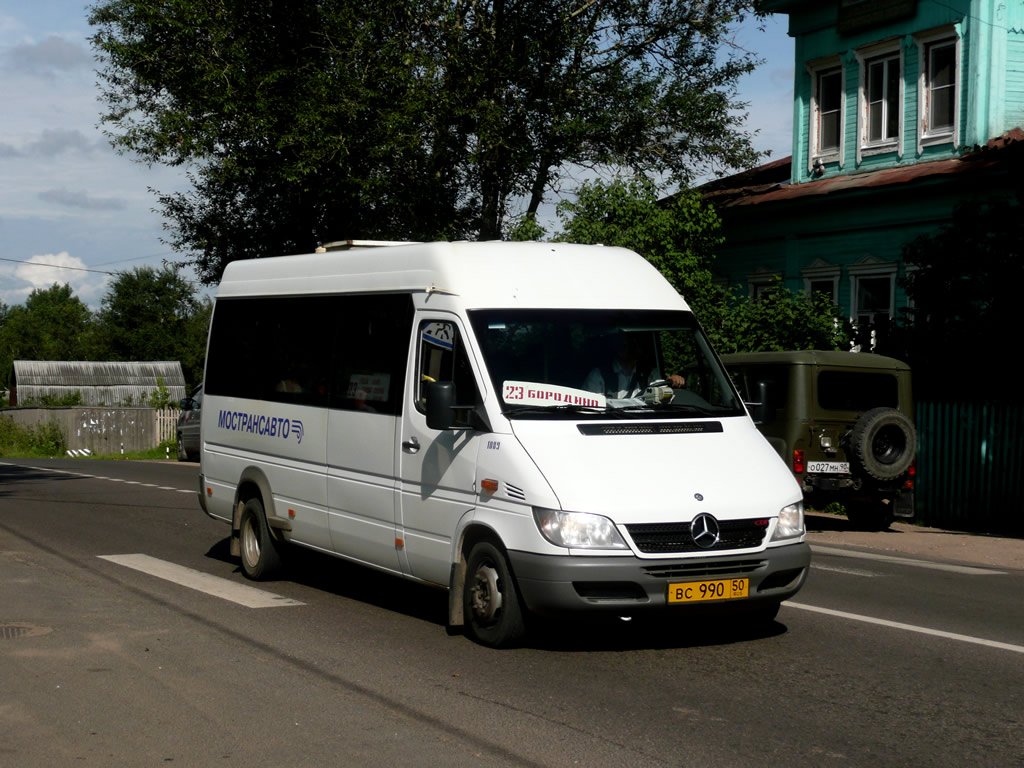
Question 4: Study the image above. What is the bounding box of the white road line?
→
[811,564,879,577]
[99,554,305,608]
[0,461,198,494]
[810,545,1006,575]
[784,601,1024,655]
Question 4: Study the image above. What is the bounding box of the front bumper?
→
[508,541,810,616]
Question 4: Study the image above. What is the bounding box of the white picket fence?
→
[156,407,179,444]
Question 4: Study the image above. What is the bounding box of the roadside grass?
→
[84,439,178,461]
[0,417,176,460]
[0,417,66,458]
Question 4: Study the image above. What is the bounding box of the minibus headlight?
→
[533,508,628,549]
[771,502,805,541]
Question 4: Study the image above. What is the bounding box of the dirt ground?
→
[805,512,1024,570]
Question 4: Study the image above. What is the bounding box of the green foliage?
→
[713,278,847,354]
[95,265,199,363]
[556,177,725,320]
[0,269,208,396]
[0,284,95,390]
[0,417,67,458]
[37,392,85,407]
[89,0,765,282]
[147,376,174,409]
[556,178,845,353]
[508,214,548,243]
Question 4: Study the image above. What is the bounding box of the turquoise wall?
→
[714,1,1023,331]
[782,0,1024,184]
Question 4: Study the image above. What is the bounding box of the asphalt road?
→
[1,459,1022,767]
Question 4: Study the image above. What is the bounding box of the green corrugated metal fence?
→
[915,400,1024,535]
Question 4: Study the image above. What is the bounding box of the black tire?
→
[849,407,917,481]
[463,541,526,648]
[238,498,283,580]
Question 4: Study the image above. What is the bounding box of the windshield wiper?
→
[607,402,732,417]
[502,404,605,418]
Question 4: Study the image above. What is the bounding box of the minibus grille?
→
[626,519,768,554]
[578,422,723,436]
[643,560,766,579]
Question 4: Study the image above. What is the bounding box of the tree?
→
[89,0,765,283]
[0,284,95,390]
[555,178,845,352]
[556,176,725,323]
[94,266,202,382]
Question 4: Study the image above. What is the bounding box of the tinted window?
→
[468,308,742,418]
[416,320,480,410]
[733,365,790,414]
[818,371,898,411]
[205,293,413,415]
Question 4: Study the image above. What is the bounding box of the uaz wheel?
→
[849,407,917,481]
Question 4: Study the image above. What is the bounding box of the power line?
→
[0,256,205,286]
[0,256,115,276]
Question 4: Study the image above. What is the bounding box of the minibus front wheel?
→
[239,497,283,580]
[464,540,525,648]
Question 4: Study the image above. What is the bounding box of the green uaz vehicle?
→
[722,351,917,530]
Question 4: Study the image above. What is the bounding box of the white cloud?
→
[1,251,110,307]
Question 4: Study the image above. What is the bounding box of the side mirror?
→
[179,398,192,410]
[425,381,456,430]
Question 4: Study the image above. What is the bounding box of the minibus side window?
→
[329,294,414,416]
[206,296,331,407]
[416,321,480,411]
[205,293,413,414]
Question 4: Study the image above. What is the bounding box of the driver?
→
[583,331,685,399]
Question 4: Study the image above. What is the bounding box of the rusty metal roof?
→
[702,129,1024,209]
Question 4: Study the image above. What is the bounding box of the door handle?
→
[402,437,420,454]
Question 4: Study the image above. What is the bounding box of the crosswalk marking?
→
[99,554,305,608]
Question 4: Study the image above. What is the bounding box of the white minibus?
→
[196,241,810,646]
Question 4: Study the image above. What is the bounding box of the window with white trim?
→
[917,31,959,145]
[809,62,844,168]
[848,260,897,328]
[802,259,840,304]
[864,52,901,146]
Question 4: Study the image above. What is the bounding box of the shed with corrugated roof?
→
[10,361,186,407]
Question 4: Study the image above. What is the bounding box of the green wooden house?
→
[707,0,1024,351]
[704,0,1024,533]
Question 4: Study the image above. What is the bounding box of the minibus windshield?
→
[469,309,744,419]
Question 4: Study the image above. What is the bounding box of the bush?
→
[0,417,68,457]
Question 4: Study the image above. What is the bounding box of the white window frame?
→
[856,40,904,162]
[802,259,841,303]
[848,258,897,328]
[808,58,845,174]
[916,28,960,151]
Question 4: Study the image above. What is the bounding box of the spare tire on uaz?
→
[849,407,917,481]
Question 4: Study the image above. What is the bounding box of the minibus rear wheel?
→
[464,541,525,648]
[239,498,283,580]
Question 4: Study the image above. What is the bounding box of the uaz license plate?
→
[807,461,850,474]
[667,578,748,604]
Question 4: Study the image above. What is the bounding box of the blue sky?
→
[0,2,795,308]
